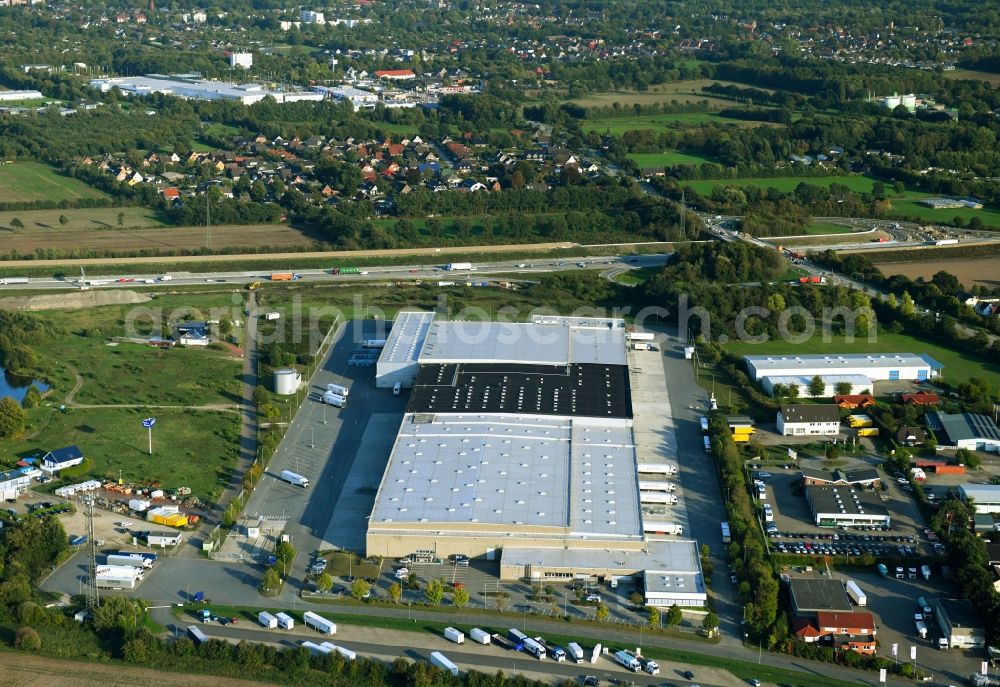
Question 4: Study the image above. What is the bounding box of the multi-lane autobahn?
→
[0,253,670,291]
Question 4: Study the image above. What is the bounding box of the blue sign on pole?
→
[142,418,156,428]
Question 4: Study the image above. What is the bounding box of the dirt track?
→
[0,651,261,687]
[870,257,999,288]
[0,289,151,311]
[0,241,577,268]
[1,224,322,253]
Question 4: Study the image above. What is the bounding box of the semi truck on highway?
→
[270,273,301,281]
[330,267,360,275]
[280,470,310,488]
[0,277,29,285]
[445,262,474,271]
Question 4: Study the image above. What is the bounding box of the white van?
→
[393,381,401,396]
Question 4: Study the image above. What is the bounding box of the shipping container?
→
[469,628,491,644]
[430,651,459,676]
[302,641,332,656]
[845,580,867,606]
[303,611,336,635]
[323,642,356,661]
[258,611,278,629]
[444,627,464,644]
[275,612,294,629]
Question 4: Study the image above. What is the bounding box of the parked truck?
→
[106,554,153,569]
[614,649,641,671]
[444,627,464,644]
[845,580,867,606]
[280,469,310,488]
[275,612,294,629]
[322,392,347,407]
[491,633,516,651]
[430,651,459,676]
[915,620,928,639]
[523,637,547,660]
[921,565,931,581]
[567,642,585,663]
[445,262,474,271]
[258,611,278,629]
[506,628,527,651]
[326,383,350,397]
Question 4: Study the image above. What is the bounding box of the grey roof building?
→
[806,486,891,527]
[927,412,1000,452]
[801,467,881,486]
[934,598,986,649]
[788,577,853,615]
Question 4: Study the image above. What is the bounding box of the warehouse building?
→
[788,577,854,615]
[927,411,1000,452]
[959,484,1000,514]
[88,74,324,105]
[746,353,942,397]
[805,485,891,528]
[366,314,704,597]
[0,469,31,501]
[777,404,841,436]
[935,598,986,649]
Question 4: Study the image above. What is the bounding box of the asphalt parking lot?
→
[754,462,935,561]
[845,569,980,685]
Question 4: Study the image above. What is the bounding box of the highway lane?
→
[0,254,670,291]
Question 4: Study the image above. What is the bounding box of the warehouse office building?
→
[806,485,891,528]
[746,353,942,397]
[777,404,841,436]
[959,484,1000,514]
[367,313,704,599]
[927,411,1000,452]
[0,469,31,501]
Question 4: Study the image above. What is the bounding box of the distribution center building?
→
[366,313,705,602]
[746,353,942,397]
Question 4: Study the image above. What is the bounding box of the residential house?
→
[833,394,875,409]
[901,392,940,405]
[41,445,84,473]
[896,426,927,446]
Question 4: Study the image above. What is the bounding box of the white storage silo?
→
[901,94,916,111]
[274,368,301,395]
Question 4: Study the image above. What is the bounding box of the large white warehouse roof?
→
[369,413,642,541]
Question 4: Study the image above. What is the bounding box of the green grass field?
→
[628,150,715,169]
[0,162,109,204]
[724,331,1000,389]
[569,79,772,109]
[0,206,167,232]
[582,112,727,134]
[682,175,1000,228]
[35,291,247,406]
[683,175,878,195]
[0,407,239,501]
[202,122,240,139]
